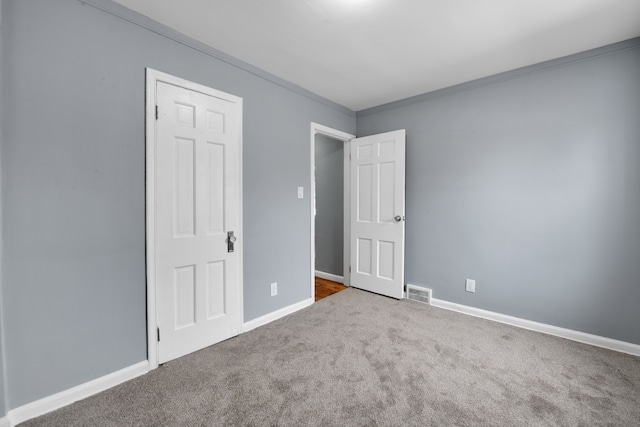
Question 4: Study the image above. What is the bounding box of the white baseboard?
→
[243,298,314,333]
[3,297,313,426]
[314,270,344,284]
[6,360,149,426]
[430,298,640,357]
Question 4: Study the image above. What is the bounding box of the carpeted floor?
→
[22,288,640,426]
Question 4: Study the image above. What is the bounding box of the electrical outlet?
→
[270,282,278,296]
[297,187,304,199]
[465,279,476,293]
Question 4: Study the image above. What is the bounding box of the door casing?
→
[146,68,243,369]
[310,123,355,299]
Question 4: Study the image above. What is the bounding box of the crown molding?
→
[80,0,355,118]
[357,37,640,118]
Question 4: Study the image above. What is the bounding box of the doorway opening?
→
[310,123,354,301]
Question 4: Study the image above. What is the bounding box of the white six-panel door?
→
[350,130,406,299]
[154,79,242,364]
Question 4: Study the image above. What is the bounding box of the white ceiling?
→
[114,0,640,111]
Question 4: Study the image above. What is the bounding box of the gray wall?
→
[314,135,344,276]
[357,39,640,345]
[0,0,6,417]
[0,307,4,418]
[0,0,354,409]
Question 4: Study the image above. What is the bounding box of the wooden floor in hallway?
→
[315,277,347,301]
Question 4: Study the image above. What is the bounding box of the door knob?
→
[227,231,237,253]
[394,215,405,222]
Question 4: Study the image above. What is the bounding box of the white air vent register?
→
[406,284,432,304]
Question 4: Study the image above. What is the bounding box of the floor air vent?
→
[406,285,432,304]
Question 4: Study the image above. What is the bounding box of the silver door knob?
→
[394,215,404,222]
[227,231,237,252]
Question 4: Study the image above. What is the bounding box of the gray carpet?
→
[22,288,640,426]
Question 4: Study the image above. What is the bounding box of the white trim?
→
[310,123,355,302]
[6,361,148,426]
[314,270,344,284]
[356,39,640,118]
[0,417,10,427]
[431,298,640,357]
[145,68,159,370]
[243,298,314,333]
[145,68,244,370]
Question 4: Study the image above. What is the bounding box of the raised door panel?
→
[206,261,226,320]
[174,138,196,238]
[207,142,226,235]
[174,265,196,329]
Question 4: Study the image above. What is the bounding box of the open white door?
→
[350,130,406,299]
[151,74,242,364]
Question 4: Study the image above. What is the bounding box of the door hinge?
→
[349,265,351,273]
[157,327,160,342]
[155,105,159,120]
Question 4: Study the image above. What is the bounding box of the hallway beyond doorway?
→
[314,277,347,301]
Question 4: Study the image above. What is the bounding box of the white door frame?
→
[310,123,355,300]
[146,68,244,369]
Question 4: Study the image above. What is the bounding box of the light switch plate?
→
[297,186,304,199]
[465,279,476,293]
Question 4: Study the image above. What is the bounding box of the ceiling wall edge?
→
[357,37,640,118]
[81,0,355,118]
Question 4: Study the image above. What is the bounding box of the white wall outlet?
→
[465,279,476,293]
[297,186,304,199]
[270,282,278,296]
